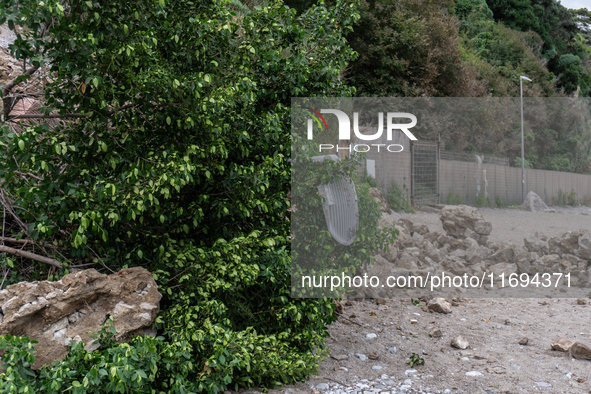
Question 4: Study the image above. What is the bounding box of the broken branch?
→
[0,244,62,268]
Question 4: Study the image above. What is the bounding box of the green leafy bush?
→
[495,195,506,208]
[474,194,492,208]
[446,191,464,205]
[0,0,361,391]
[553,188,577,207]
[386,181,413,212]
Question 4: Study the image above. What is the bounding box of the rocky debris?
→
[450,335,470,349]
[370,188,392,214]
[518,337,529,345]
[0,267,161,369]
[578,232,591,260]
[551,338,576,352]
[427,298,452,314]
[439,205,492,244]
[577,298,587,305]
[520,191,549,212]
[428,327,442,338]
[352,203,591,300]
[570,342,591,360]
[368,352,379,360]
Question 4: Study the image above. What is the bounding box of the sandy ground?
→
[231,207,591,394]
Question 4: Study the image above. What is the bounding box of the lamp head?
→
[520,76,532,82]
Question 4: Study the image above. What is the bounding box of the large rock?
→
[571,342,591,360]
[520,191,548,212]
[551,338,576,352]
[0,267,161,369]
[524,236,549,255]
[378,211,396,230]
[428,298,452,314]
[439,206,492,240]
[578,233,591,261]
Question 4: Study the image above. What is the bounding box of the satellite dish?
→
[312,155,359,245]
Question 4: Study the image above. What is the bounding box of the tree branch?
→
[2,65,41,118]
[0,236,58,249]
[0,244,62,268]
[8,113,87,120]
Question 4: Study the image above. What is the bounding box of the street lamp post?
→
[520,75,531,204]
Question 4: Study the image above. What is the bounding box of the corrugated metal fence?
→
[361,147,591,207]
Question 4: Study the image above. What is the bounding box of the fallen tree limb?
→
[0,236,58,249]
[0,244,62,268]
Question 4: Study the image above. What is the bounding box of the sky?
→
[558,0,588,10]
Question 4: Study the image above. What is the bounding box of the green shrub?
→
[0,0,361,392]
[386,181,413,212]
[446,191,464,205]
[359,170,379,188]
[553,188,578,206]
[474,194,492,208]
[495,195,506,208]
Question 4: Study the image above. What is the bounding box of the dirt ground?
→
[237,207,591,394]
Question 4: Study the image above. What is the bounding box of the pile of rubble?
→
[357,189,590,298]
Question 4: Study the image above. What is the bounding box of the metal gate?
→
[410,141,440,206]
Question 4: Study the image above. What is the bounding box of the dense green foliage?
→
[485,0,591,96]
[0,0,362,392]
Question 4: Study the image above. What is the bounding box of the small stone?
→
[551,338,576,352]
[518,337,529,346]
[388,347,397,354]
[372,365,383,370]
[410,319,417,324]
[465,371,483,377]
[536,382,552,388]
[403,379,412,385]
[355,353,367,361]
[368,352,379,360]
[345,300,354,306]
[443,390,452,394]
[460,357,470,361]
[451,335,470,350]
[376,298,387,305]
[316,383,330,390]
[404,369,417,375]
[428,297,452,314]
[429,327,442,338]
[577,298,587,305]
[366,333,377,339]
[339,367,348,372]
[459,350,473,357]
[331,354,349,361]
[570,342,591,360]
